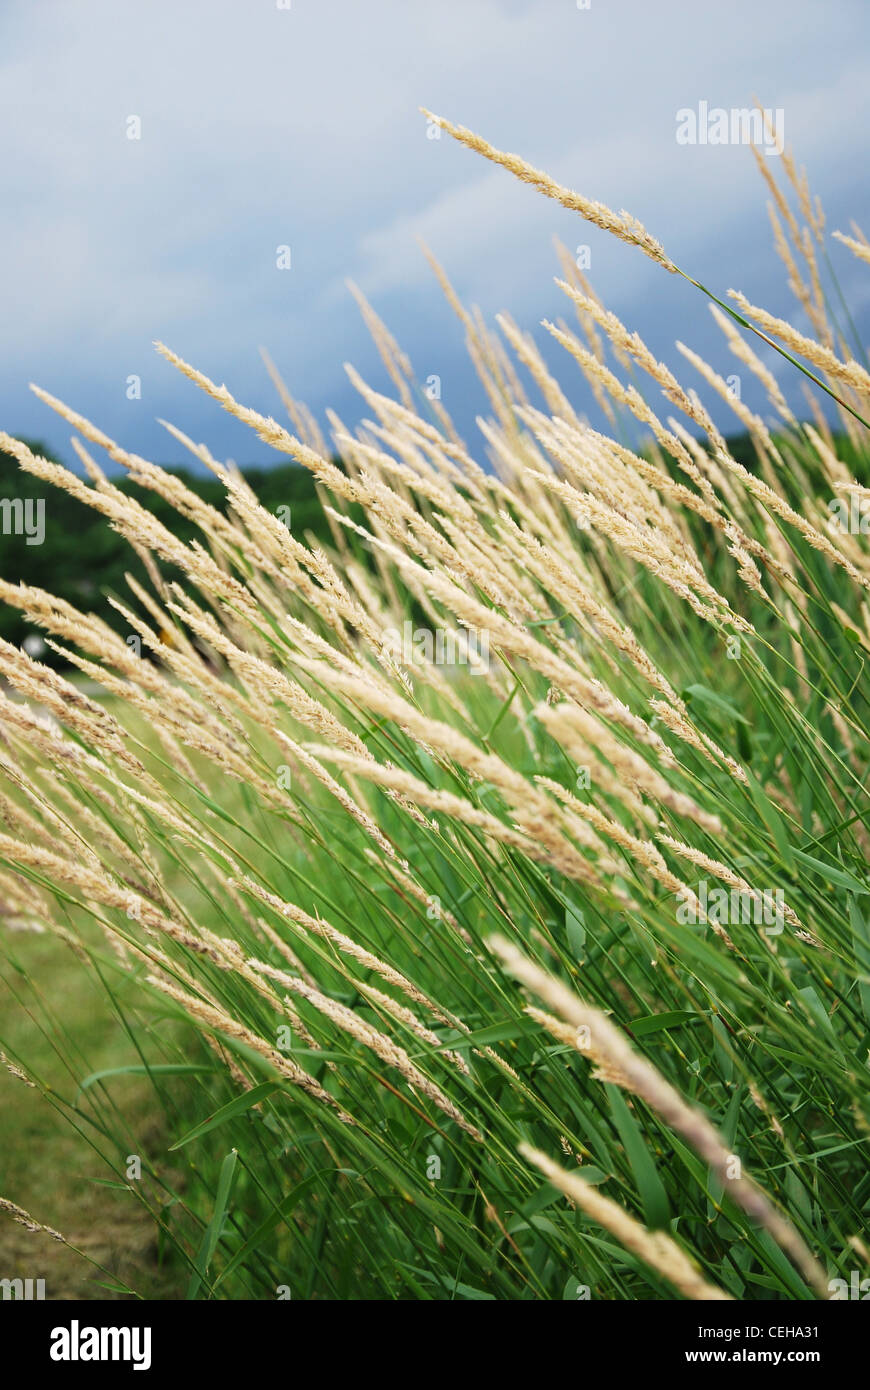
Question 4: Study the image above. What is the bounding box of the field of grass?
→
[1,114,869,1301]
[0,928,184,1297]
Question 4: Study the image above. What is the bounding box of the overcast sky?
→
[2,0,869,474]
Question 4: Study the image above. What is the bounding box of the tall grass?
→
[1,118,869,1300]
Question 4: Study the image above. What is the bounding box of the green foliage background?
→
[0,440,333,659]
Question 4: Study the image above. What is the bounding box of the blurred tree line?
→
[1,428,863,668]
[0,439,337,663]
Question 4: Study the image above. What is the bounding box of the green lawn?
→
[0,929,185,1299]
